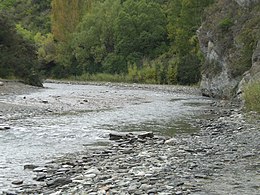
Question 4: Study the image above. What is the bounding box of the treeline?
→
[0,0,214,85]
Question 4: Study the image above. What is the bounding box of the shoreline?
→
[1,81,259,195]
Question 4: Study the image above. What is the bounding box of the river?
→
[0,82,212,191]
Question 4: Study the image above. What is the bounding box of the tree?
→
[51,0,89,42]
[0,12,42,86]
[167,0,214,84]
[115,0,168,64]
[71,0,122,74]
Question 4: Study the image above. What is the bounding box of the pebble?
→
[4,108,260,195]
[12,180,23,185]
[0,126,11,130]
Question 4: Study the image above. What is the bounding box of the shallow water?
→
[0,83,211,191]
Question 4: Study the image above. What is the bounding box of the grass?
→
[243,81,260,113]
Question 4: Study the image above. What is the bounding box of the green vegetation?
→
[218,18,233,31]
[244,81,260,113]
[0,0,259,90]
[0,11,42,86]
[50,0,214,85]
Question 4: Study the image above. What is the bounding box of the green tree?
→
[115,0,168,64]
[167,0,214,84]
[71,0,122,74]
[0,12,42,86]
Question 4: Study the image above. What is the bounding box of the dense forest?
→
[1,0,215,85]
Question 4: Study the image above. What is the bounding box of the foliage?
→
[244,81,260,113]
[0,12,42,86]
[167,0,214,85]
[218,17,233,31]
[0,0,223,85]
[115,0,168,62]
[51,0,88,42]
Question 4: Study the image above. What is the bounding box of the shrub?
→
[218,17,233,31]
[243,81,260,113]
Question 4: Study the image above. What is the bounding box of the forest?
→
[1,0,215,86]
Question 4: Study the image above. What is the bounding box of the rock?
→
[0,126,11,130]
[175,191,183,195]
[12,180,23,185]
[49,190,62,195]
[33,167,47,172]
[140,184,152,191]
[138,132,154,139]
[33,174,46,181]
[85,167,100,175]
[41,100,48,104]
[84,173,97,179]
[2,191,17,195]
[109,133,126,141]
[46,177,72,187]
[164,137,178,145]
[24,164,39,170]
[242,153,255,158]
[0,81,4,86]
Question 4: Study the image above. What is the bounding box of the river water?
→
[0,83,212,191]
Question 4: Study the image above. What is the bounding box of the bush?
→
[218,17,233,31]
[244,81,260,113]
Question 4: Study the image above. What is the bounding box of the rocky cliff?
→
[198,0,260,99]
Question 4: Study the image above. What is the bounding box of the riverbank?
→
[1,81,259,195]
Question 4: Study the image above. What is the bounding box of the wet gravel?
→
[0,81,259,195]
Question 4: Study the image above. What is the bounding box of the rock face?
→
[237,41,260,96]
[235,0,259,6]
[198,0,260,99]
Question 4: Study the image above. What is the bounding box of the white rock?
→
[85,167,100,175]
[164,137,178,145]
[0,81,4,86]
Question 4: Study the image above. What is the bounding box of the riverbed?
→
[0,81,212,192]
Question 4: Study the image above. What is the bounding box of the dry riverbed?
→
[0,80,259,195]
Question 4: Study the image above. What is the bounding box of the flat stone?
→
[46,177,72,187]
[33,167,47,172]
[24,164,39,170]
[84,173,96,178]
[0,126,11,130]
[33,174,46,181]
[12,180,23,185]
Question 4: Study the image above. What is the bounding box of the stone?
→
[85,167,100,175]
[164,137,178,145]
[0,81,4,86]
[12,180,23,185]
[175,191,183,195]
[0,126,11,130]
[140,184,152,191]
[46,177,72,187]
[109,133,125,141]
[33,167,47,172]
[24,164,39,170]
[33,174,47,181]
[84,173,96,179]
[138,132,154,139]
